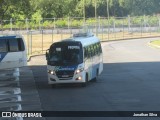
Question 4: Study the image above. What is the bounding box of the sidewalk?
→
[0,67,45,120]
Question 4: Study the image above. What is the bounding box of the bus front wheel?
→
[82,74,88,87]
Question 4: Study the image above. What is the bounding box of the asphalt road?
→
[29,38,160,120]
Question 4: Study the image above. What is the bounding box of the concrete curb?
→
[27,54,45,62]
[101,35,160,43]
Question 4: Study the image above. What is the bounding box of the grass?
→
[23,34,72,56]
[22,32,160,57]
[150,40,160,46]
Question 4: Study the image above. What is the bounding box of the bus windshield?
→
[48,42,83,66]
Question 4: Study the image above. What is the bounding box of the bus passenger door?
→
[84,47,91,80]
[88,46,93,80]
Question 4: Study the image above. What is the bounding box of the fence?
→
[1,16,160,56]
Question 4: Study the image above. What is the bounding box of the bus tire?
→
[82,73,88,87]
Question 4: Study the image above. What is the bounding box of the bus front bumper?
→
[48,73,85,84]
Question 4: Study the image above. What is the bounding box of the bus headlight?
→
[76,76,82,80]
[51,71,54,75]
[75,68,84,74]
[48,70,55,75]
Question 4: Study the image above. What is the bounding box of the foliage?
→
[1,0,160,21]
[1,0,160,30]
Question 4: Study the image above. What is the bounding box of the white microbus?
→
[46,32,103,87]
[0,35,27,70]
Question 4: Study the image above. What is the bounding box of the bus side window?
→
[17,38,25,51]
[8,39,19,52]
[94,44,97,55]
[9,39,19,52]
[0,39,7,52]
[92,45,95,56]
[99,43,102,53]
[84,47,88,59]
[96,43,100,55]
[89,45,92,57]
[87,46,91,58]
[97,42,102,54]
[95,43,99,55]
[90,45,92,57]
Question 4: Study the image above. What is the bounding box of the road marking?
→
[0,69,23,120]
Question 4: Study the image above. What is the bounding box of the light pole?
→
[95,0,97,35]
[107,0,109,19]
[83,0,86,23]
[107,0,110,40]
[95,0,97,20]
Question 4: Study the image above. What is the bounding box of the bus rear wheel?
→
[93,69,99,82]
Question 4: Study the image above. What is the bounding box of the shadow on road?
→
[29,65,98,89]
[29,61,160,90]
[29,62,160,112]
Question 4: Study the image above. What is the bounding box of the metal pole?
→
[68,17,70,30]
[141,19,142,37]
[95,0,97,20]
[128,15,130,32]
[123,18,124,40]
[83,0,86,24]
[107,0,110,41]
[98,16,101,30]
[54,17,56,29]
[27,31,29,55]
[159,17,160,28]
[61,29,63,40]
[30,31,32,55]
[107,0,110,19]
[108,20,109,41]
[26,18,28,32]
[42,18,44,30]
[10,18,12,31]
[42,30,43,53]
[70,18,72,37]
[144,15,146,32]
[95,0,97,35]
[101,21,103,40]
[52,29,53,43]
[113,19,116,40]
[39,19,41,31]
[102,23,104,41]
[158,16,160,33]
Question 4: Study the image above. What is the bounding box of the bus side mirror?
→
[46,49,49,60]
[46,52,48,60]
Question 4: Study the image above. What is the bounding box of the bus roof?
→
[0,34,22,39]
[73,35,99,47]
[58,32,100,47]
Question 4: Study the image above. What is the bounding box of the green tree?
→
[119,0,160,16]
[0,0,10,23]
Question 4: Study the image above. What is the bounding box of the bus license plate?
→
[62,75,69,78]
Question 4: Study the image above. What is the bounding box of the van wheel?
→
[82,74,88,87]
